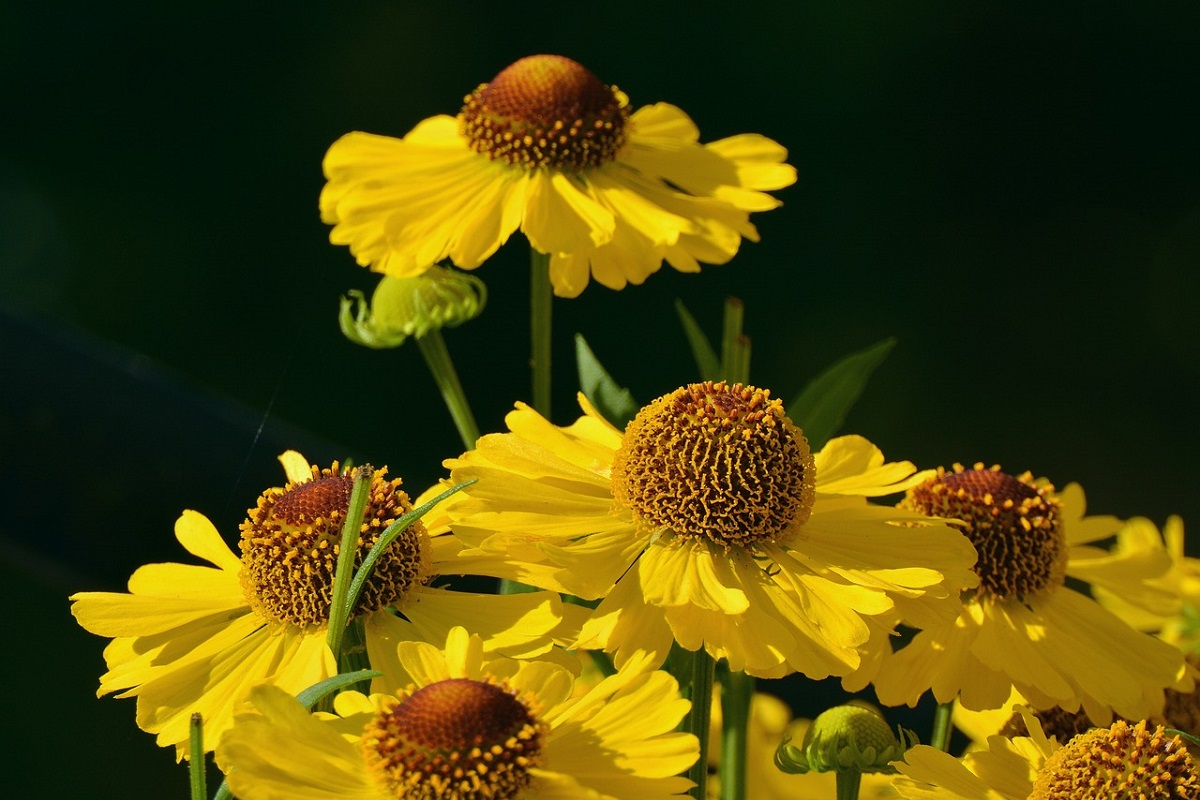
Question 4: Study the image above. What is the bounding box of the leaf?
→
[295,670,383,710]
[575,334,639,428]
[674,299,721,381]
[344,479,476,617]
[787,337,897,451]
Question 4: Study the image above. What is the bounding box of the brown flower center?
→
[461,54,629,171]
[238,463,430,628]
[901,464,1066,602]
[1030,720,1199,799]
[361,678,544,799]
[612,381,816,548]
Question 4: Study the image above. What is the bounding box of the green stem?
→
[836,770,863,800]
[188,714,206,800]
[670,646,715,800]
[529,248,553,419]
[930,700,954,752]
[718,668,754,800]
[325,467,372,664]
[416,328,480,451]
[719,297,751,384]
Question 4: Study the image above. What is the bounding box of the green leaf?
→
[344,479,476,619]
[295,669,383,709]
[575,334,639,428]
[787,337,897,451]
[675,299,721,381]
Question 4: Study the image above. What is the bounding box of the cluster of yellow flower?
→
[70,55,1198,800]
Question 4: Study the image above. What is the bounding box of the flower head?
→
[776,703,915,775]
[953,662,1200,758]
[445,383,977,679]
[894,711,1200,800]
[320,54,795,297]
[871,464,1185,723]
[340,264,487,349]
[216,627,698,800]
[69,452,573,757]
[707,693,900,800]
[1092,515,1196,649]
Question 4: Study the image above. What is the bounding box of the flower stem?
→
[930,700,954,752]
[188,714,206,800]
[669,645,715,800]
[719,296,751,384]
[718,667,754,800]
[836,770,863,800]
[504,246,551,601]
[529,248,553,419]
[416,328,480,451]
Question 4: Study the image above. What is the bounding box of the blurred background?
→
[2,1,1198,795]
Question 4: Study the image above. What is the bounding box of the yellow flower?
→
[445,382,978,680]
[871,464,1184,723]
[320,54,795,298]
[216,627,698,800]
[893,711,1199,799]
[1092,515,1198,649]
[69,452,574,758]
[953,669,1200,757]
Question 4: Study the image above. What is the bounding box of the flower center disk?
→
[612,381,816,548]
[362,678,544,800]
[238,464,430,628]
[1029,720,1199,799]
[461,54,629,171]
[901,464,1066,602]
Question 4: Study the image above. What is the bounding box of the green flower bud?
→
[774,703,916,775]
[340,265,486,348]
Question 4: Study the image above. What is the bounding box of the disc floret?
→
[238,463,431,628]
[1030,719,1199,799]
[612,381,816,548]
[361,677,545,799]
[901,463,1067,602]
[461,54,630,171]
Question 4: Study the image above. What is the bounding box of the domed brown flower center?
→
[612,381,816,548]
[362,678,544,800]
[461,54,629,171]
[238,463,430,628]
[901,464,1066,602]
[1030,720,1199,799]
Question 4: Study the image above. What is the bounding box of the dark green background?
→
[3,1,1198,795]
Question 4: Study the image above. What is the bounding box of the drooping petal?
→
[219,685,381,800]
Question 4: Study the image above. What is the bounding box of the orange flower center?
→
[1030,720,1198,799]
[238,463,430,628]
[361,678,544,799]
[901,464,1066,602]
[612,381,816,548]
[461,54,629,171]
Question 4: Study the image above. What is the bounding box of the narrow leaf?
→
[675,299,721,381]
[787,338,897,451]
[295,669,383,709]
[575,334,638,428]
[344,479,476,618]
